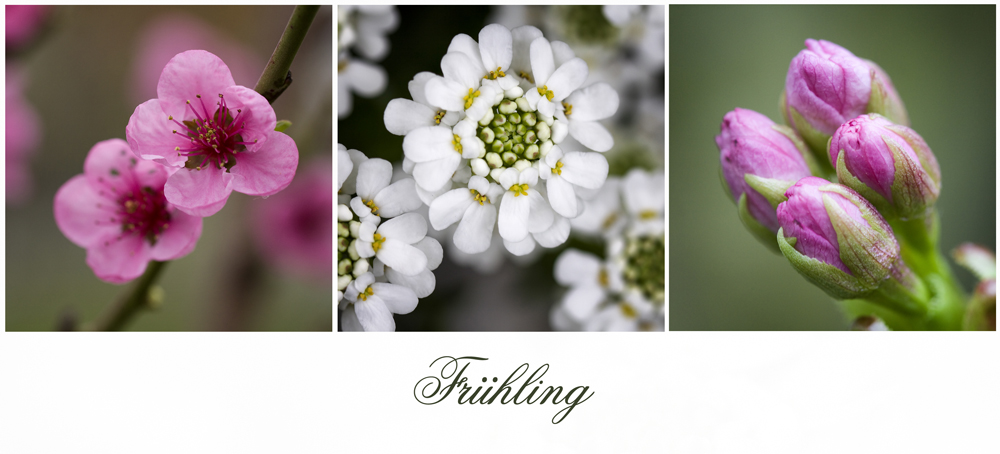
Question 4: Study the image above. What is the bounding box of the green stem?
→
[88,261,169,331]
[254,5,321,104]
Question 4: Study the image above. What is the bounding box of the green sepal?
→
[786,105,832,171]
[841,298,921,331]
[822,186,897,288]
[737,193,780,254]
[772,123,824,177]
[744,174,792,209]
[777,227,875,299]
[835,149,894,218]
[963,279,996,331]
[275,120,293,132]
[883,134,938,220]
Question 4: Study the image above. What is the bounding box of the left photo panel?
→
[6,5,334,331]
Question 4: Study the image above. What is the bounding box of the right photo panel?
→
[670,5,996,330]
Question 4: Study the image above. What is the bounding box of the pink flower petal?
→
[230,132,298,197]
[54,175,120,248]
[223,85,276,152]
[149,208,203,261]
[85,233,153,285]
[164,167,234,217]
[156,50,236,120]
[84,139,145,193]
[126,99,189,167]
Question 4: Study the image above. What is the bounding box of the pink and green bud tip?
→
[829,114,941,220]
[716,108,817,251]
[776,177,900,299]
[782,39,909,160]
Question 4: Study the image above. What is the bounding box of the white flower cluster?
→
[338,144,442,331]
[551,169,664,331]
[338,5,398,118]
[384,24,619,257]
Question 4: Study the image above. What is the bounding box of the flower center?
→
[452,134,463,154]
[476,95,558,183]
[434,110,446,125]
[357,286,374,301]
[619,302,637,319]
[536,85,555,101]
[562,102,573,117]
[486,66,506,80]
[509,183,530,197]
[170,94,257,173]
[337,214,370,292]
[469,188,490,205]
[553,161,565,175]
[623,234,665,305]
[118,186,172,246]
[363,198,380,215]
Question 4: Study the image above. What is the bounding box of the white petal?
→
[526,189,554,233]
[384,98,437,136]
[546,58,588,101]
[354,297,395,331]
[498,191,529,242]
[454,202,496,253]
[551,119,568,143]
[428,188,474,230]
[561,151,609,189]
[554,249,602,286]
[356,158,392,200]
[529,37,555,86]
[412,154,461,192]
[533,213,570,248]
[413,237,443,270]
[503,235,535,256]
[565,83,619,122]
[385,268,436,298]
[378,212,427,244]
[337,148,353,192]
[354,239,375,258]
[376,240,428,276]
[344,59,387,97]
[408,71,437,106]
[373,178,422,217]
[510,26,543,75]
[547,176,578,218]
[402,126,457,162]
[538,98,555,118]
[441,52,483,90]
[340,305,364,331]
[372,282,419,314]
[415,177,451,205]
[569,120,614,152]
[563,285,604,321]
[550,40,576,67]
[479,24,513,71]
[602,5,639,26]
[518,167,539,185]
[424,76,468,112]
[350,196,373,219]
[447,33,486,73]
[498,167,520,189]
[524,88,542,110]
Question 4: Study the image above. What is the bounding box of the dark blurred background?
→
[669,5,996,330]
[7,6,333,331]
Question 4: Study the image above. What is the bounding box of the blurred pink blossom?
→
[129,13,262,104]
[6,66,40,204]
[126,50,298,217]
[6,5,50,52]
[54,139,203,284]
[252,157,333,281]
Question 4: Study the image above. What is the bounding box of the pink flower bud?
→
[716,108,813,235]
[776,177,899,298]
[829,114,940,219]
[783,40,909,157]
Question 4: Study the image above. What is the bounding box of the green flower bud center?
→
[623,234,665,305]
[474,95,554,183]
[337,212,375,291]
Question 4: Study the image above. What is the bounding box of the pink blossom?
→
[54,139,203,284]
[126,50,298,217]
[6,66,40,204]
[251,156,333,281]
[6,5,50,52]
[129,13,262,104]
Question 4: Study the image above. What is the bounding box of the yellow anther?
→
[434,110,446,125]
[620,303,637,319]
[358,286,375,301]
[639,210,658,220]
[553,161,564,176]
[363,198,380,215]
[519,71,534,84]
[452,134,463,154]
[372,233,386,252]
[486,66,506,80]
[462,88,481,109]
[470,189,489,206]
[598,269,609,287]
[562,102,573,116]
[537,85,555,101]
[511,183,529,197]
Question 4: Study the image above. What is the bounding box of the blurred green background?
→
[7,6,333,331]
[669,5,995,330]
